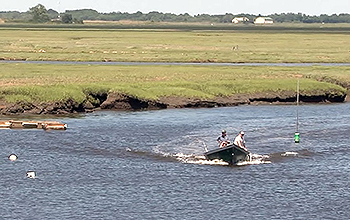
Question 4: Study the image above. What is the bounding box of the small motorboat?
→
[204,143,250,165]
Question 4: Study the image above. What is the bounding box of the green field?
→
[1,23,350,63]
[0,23,349,106]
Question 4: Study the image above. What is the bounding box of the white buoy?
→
[8,154,18,161]
[26,171,36,179]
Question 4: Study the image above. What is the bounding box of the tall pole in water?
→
[294,79,300,143]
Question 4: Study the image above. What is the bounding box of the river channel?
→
[2,103,350,219]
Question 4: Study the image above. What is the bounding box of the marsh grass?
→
[0,63,347,103]
[1,85,86,103]
[0,24,349,104]
[1,26,350,63]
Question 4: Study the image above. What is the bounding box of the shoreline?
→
[0,91,347,116]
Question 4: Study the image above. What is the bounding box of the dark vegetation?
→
[1,4,350,24]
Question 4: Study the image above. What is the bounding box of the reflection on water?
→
[1,103,350,219]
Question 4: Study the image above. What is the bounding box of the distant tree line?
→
[1,4,350,24]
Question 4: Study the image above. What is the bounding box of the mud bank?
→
[0,91,347,115]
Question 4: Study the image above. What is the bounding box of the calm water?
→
[2,103,350,219]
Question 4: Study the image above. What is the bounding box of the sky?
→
[1,0,349,15]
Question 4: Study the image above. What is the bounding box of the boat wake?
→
[128,139,275,166]
[281,151,299,157]
[236,154,271,166]
[172,153,271,166]
[268,149,313,163]
[271,149,313,158]
[172,149,312,166]
[172,153,229,165]
[128,144,310,166]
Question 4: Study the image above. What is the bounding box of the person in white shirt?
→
[234,131,248,151]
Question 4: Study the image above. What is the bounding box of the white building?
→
[232,17,249,24]
[254,17,273,24]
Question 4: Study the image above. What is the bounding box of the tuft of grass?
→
[1,85,86,103]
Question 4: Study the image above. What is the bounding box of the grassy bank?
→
[0,63,348,104]
[0,24,349,110]
[1,24,350,63]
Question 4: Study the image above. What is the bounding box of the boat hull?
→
[204,144,250,165]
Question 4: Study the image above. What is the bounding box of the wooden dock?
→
[0,120,67,130]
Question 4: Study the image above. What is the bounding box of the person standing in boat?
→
[234,131,248,151]
[217,130,230,148]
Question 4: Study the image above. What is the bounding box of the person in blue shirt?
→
[217,129,230,148]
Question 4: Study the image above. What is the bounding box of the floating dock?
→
[0,120,67,130]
